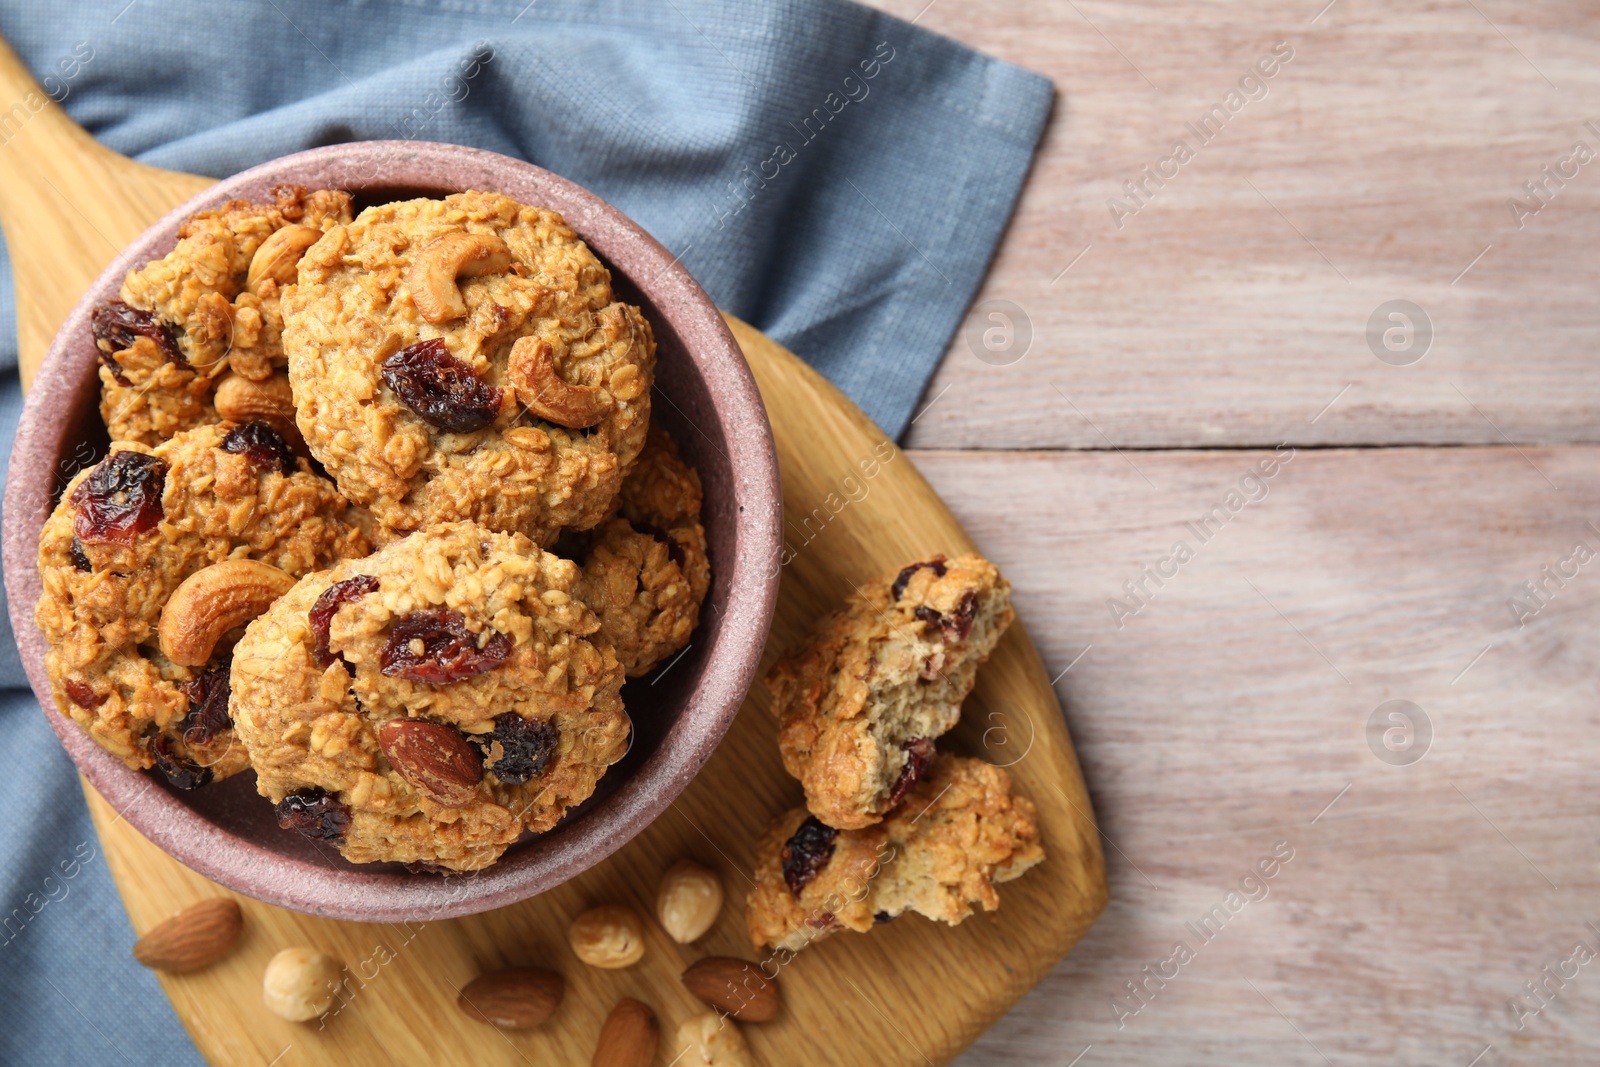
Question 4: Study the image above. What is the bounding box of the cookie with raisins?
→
[96,185,352,445]
[282,191,655,546]
[767,553,1014,830]
[230,522,630,872]
[35,422,368,785]
[745,755,1043,953]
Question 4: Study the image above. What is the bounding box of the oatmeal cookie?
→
[282,191,656,544]
[230,522,631,871]
[35,421,370,785]
[768,554,1014,830]
[746,754,1043,953]
[95,185,352,445]
[571,428,710,676]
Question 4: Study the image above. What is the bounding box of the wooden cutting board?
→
[0,38,1106,1066]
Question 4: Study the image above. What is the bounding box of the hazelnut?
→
[676,1011,753,1066]
[656,860,723,944]
[568,904,646,969]
[262,946,344,1021]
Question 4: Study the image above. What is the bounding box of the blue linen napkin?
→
[0,1,1050,1061]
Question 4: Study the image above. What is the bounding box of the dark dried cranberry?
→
[309,575,381,668]
[913,605,942,628]
[781,815,838,897]
[63,679,103,708]
[220,420,295,476]
[873,910,896,924]
[634,523,687,570]
[70,451,168,545]
[891,558,947,601]
[91,301,182,384]
[275,788,352,843]
[180,666,232,745]
[151,733,212,790]
[69,539,92,572]
[479,712,558,784]
[381,338,502,433]
[379,608,512,684]
[806,912,838,930]
[885,737,936,809]
[943,591,979,643]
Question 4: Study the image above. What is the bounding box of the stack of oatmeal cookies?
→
[36,186,709,872]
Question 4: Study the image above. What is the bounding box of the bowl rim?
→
[1,141,782,920]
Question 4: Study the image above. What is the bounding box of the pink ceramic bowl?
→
[1,142,782,921]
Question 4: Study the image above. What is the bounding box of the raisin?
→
[69,538,92,572]
[220,420,294,476]
[379,608,512,684]
[179,666,232,746]
[275,788,352,843]
[873,911,896,924]
[90,301,182,384]
[913,605,942,628]
[806,912,838,930]
[891,558,947,601]
[381,338,502,433]
[885,737,936,809]
[781,815,838,897]
[309,574,381,668]
[943,591,979,643]
[634,522,687,570]
[70,451,168,545]
[64,679,103,708]
[479,713,558,784]
[151,733,212,790]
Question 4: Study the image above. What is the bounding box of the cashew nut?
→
[247,225,323,292]
[159,559,296,666]
[214,372,305,451]
[407,231,513,324]
[507,336,613,429]
[214,371,295,425]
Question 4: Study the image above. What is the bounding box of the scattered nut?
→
[507,336,613,428]
[262,946,343,1022]
[681,957,780,1022]
[676,1011,753,1066]
[158,559,296,666]
[656,859,723,944]
[247,225,323,291]
[408,231,513,323]
[457,966,564,1029]
[568,904,646,969]
[131,898,242,973]
[592,997,658,1067]
[377,718,484,807]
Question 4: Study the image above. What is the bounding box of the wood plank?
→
[861,0,1600,449]
[900,445,1600,1065]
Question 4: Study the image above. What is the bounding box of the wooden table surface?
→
[859,2,1599,1064]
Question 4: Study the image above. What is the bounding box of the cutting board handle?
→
[0,32,209,388]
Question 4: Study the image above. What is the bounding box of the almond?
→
[132,898,243,973]
[592,997,658,1067]
[457,966,564,1029]
[681,956,781,1022]
[378,718,483,807]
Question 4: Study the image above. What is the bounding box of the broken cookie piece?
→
[767,553,1014,829]
[745,754,1044,953]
